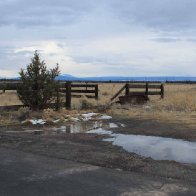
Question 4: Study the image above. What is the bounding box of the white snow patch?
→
[53,119,60,123]
[81,113,98,121]
[82,113,98,118]
[120,123,126,127]
[109,123,118,128]
[99,115,112,120]
[29,119,46,125]
[70,117,80,121]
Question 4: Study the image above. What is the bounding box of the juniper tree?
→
[17,51,60,110]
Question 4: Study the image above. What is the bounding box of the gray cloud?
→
[111,0,196,31]
[151,38,182,43]
[0,0,94,27]
[1,0,196,32]
[1,0,196,77]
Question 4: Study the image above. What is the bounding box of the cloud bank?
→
[0,0,196,77]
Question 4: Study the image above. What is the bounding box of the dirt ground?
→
[111,118,196,141]
[1,148,195,196]
[0,117,196,184]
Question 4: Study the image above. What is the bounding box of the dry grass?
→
[0,91,22,106]
[0,84,196,128]
[105,83,196,128]
[0,111,19,126]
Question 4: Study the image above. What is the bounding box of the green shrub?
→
[17,51,60,110]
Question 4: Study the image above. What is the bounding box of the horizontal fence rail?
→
[127,84,162,89]
[61,82,98,109]
[126,83,164,99]
[111,82,164,101]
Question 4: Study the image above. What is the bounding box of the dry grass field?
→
[0,83,196,128]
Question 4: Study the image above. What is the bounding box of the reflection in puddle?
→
[7,121,120,135]
[55,121,104,133]
[88,128,112,135]
[54,122,119,134]
[87,128,196,164]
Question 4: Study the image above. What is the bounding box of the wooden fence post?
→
[145,82,149,96]
[125,83,129,96]
[161,84,164,99]
[3,83,5,93]
[65,81,71,109]
[95,84,98,100]
[55,88,60,111]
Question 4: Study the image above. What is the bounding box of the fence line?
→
[0,82,99,109]
[111,82,164,101]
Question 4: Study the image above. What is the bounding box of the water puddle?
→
[53,121,120,134]
[7,117,196,164]
[87,128,196,164]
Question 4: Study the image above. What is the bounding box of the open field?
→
[0,83,195,128]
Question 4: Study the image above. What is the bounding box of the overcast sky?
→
[1,0,196,77]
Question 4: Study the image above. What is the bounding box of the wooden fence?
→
[0,82,99,110]
[0,82,19,92]
[59,82,98,109]
[0,81,164,109]
[111,83,164,101]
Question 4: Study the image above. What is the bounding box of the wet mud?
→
[0,117,196,183]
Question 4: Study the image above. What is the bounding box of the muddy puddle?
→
[7,113,196,164]
[8,120,123,135]
[52,121,124,133]
[88,128,196,164]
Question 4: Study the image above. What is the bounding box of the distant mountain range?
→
[1,74,196,82]
[56,75,196,82]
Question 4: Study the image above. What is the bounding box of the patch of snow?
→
[109,123,118,128]
[53,119,60,123]
[82,113,98,118]
[29,119,46,125]
[120,123,126,127]
[99,115,112,120]
[81,113,98,121]
[70,117,80,121]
